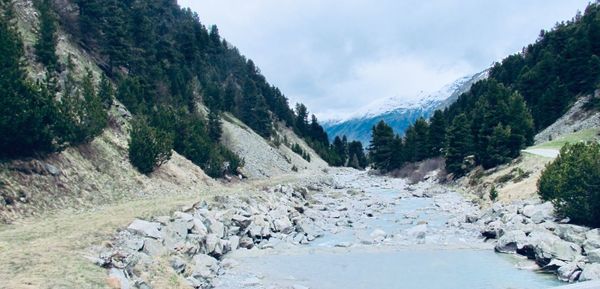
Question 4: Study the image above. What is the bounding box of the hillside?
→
[323,70,488,145]
[0,0,328,223]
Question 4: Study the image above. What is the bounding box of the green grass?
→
[531,128,600,150]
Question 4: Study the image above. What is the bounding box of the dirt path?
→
[0,172,319,289]
[522,148,560,158]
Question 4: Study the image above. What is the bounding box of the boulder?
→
[143,238,166,257]
[584,229,600,252]
[108,268,130,289]
[192,218,208,236]
[239,236,254,249]
[482,221,504,239]
[535,239,582,265]
[192,254,219,279]
[170,256,187,274]
[521,202,554,224]
[205,234,223,256]
[495,230,527,254]
[557,262,582,282]
[231,215,252,229]
[587,249,600,263]
[273,217,294,234]
[229,236,240,251]
[206,218,225,238]
[127,219,162,239]
[555,224,588,245]
[580,263,600,281]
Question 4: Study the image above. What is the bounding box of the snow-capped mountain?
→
[323,69,488,146]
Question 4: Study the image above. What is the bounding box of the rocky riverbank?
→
[93,168,599,289]
[474,200,600,282]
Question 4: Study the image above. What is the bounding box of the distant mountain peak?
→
[323,69,488,145]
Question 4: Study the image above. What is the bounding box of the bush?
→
[489,185,498,201]
[128,117,173,174]
[538,143,600,227]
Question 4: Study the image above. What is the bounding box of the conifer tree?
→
[34,0,58,71]
[428,110,447,157]
[445,114,473,177]
[0,9,59,158]
[208,109,222,142]
[369,121,395,172]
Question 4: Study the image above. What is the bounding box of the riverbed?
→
[212,169,562,289]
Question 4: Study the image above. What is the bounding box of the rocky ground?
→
[476,200,600,282]
[95,168,600,289]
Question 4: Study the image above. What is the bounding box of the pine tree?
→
[428,110,447,157]
[332,136,347,166]
[484,124,512,168]
[0,9,59,158]
[34,0,58,71]
[208,109,222,142]
[369,121,395,172]
[98,75,114,109]
[129,117,173,174]
[445,114,473,177]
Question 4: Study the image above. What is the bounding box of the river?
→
[213,170,563,289]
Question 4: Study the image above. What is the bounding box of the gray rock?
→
[170,256,187,274]
[192,218,208,236]
[482,221,504,239]
[584,229,600,252]
[186,276,206,288]
[125,238,144,252]
[128,219,162,239]
[580,263,600,281]
[143,238,166,257]
[239,236,254,249]
[522,202,554,224]
[192,254,219,279]
[229,236,240,251]
[207,218,225,238]
[535,239,582,264]
[556,224,588,245]
[273,217,294,234]
[108,268,130,289]
[557,262,581,282]
[205,234,222,255]
[163,220,189,250]
[495,230,528,254]
[231,215,252,229]
[44,163,60,176]
[587,249,600,263]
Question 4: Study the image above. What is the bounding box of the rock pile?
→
[474,200,600,282]
[94,177,387,289]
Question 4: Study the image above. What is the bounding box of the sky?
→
[178,0,590,121]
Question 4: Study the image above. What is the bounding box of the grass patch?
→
[531,128,600,150]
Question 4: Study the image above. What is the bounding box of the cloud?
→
[178,0,589,120]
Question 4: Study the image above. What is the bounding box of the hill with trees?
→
[0,0,355,177]
[370,2,600,177]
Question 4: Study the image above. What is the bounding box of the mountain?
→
[323,70,488,145]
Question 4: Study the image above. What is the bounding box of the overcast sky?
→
[178,0,590,120]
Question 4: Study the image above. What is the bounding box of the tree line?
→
[370,2,600,177]
[1,0,338,177]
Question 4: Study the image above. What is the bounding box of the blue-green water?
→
[245,248,561,289]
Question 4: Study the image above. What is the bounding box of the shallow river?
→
[217,176,563,289]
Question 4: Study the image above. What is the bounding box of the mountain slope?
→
[0,0,328,223]
[323,70,488,145]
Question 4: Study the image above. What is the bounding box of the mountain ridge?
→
[323,69,488,145]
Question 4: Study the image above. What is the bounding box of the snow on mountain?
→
[323,70,489,145]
